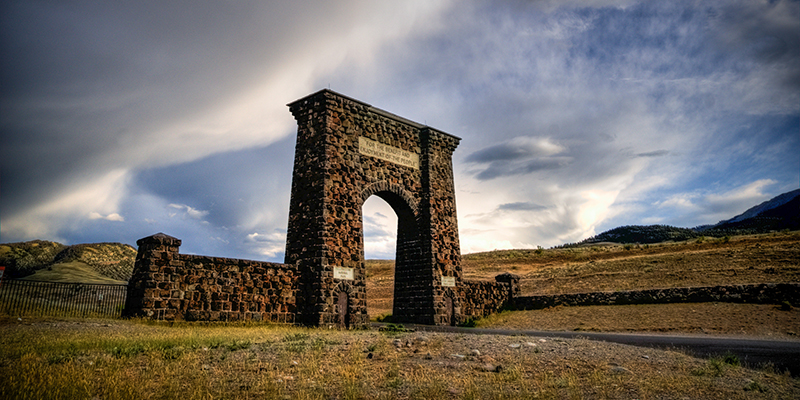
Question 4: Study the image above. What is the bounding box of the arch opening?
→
[361,190,424,322]
[362,196,397,319]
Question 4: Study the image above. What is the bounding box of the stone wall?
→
[123,234,799,324]
[460,273,521,319]
[124,233,301,322]
[511,283,800,310]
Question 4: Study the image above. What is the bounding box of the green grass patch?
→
[19,261,126,284]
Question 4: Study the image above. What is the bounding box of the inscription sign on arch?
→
[358,136,419,169]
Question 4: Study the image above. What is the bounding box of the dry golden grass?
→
[2,317,799,399]
[461,231,800,295]
[366,231,800,337]
[3,233,798,398]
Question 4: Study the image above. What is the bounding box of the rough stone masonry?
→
[125,90,515,327]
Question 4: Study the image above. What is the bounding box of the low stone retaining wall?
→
[512,283,800,310]
[461,273,521,318]
[124,233,301,322]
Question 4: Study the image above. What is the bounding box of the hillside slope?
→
[717,188,800,225]
[0,241,67,278]
[0,241,136,282]
[704,194,800,235]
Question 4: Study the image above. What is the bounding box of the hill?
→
[579,225,699,245]
[0,240,67,278]
[702,192,800,235]
[0,241,136,283]
[574,189,800,246]
[714,188,800,226]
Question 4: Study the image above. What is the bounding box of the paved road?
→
[373,323,800,376]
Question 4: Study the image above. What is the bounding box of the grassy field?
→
[1,231,799,398]
[2,317,798,399]
[367,231,800,336]
[19,261,127,284]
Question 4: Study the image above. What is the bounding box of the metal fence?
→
[0,279,127,318]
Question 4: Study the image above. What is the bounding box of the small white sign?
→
[441,276,456,287]
[334,267,355,281]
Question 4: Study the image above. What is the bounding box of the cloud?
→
[466,136,572,180]
[1,1,797,261]
[246,231,286,258]
[362,197,399,259]
[466,137,566,163]
[0,169,130,242]
[89,212,125,222]
[0,1,451,245]
[497,202,548,212]
[168,204,209,220]
[635,150,669,158]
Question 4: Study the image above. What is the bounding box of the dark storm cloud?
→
[1,0,295,218]
[710,0,800,90]
[1,0,448,245]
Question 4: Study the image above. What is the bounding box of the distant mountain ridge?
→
[716,188,800,225]
[579,188,800,245]
[0,241,136,281]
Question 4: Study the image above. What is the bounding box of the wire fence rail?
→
[0,279,127,318]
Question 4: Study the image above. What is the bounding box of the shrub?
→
[744,380,766,392]
[722,352,740,366]
[379,323,412,333]
[375,313,393,323]
[226,339,251,351]
[110,343,145,358]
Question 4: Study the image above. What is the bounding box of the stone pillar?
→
[495,272,521,307]
[123,233,182,318]
[419,128,463,325]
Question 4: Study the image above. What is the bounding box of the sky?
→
[2,0,798,261]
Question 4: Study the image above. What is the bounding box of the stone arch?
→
[360,181,419,215]
[284,89,462,328]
